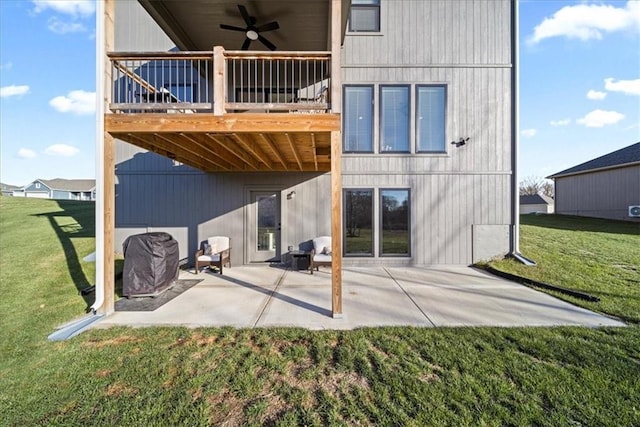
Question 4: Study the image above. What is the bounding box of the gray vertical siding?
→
[115,149,331,263]
[114,1,175,52]
[555,166,640,222]
[113,0,515,265]
[340,0,514,264]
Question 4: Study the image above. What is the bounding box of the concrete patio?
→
[95,265,625,329]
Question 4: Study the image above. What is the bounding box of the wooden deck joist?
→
[106,113,339,173]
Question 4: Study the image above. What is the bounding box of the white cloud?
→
[587,90,607,100]
[49,90,95,115]
[604,77,640,96]
[529,1,640,44]
[1,85,30,98]
[44,144,80,157]
[550,118,571,126]
[32,0,95,17]
[0,62,13,70]
[47,17,86,34]
[520,128,537,138]
[17,148,37,159]
[577,109,625,128]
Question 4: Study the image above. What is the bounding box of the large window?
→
[416,85,446,152]
[344,189,374,256]
[380,189,410,256]
[349,0,380,32]
[380,85,410,152]
[344,86,374,152]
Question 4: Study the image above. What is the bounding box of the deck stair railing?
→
[108,48,331,114]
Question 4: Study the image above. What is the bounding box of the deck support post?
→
[213,46,226,116]
[331,130,342,317]
[101,133,115,314]
[330,0,343,317]
[97,0,115,314]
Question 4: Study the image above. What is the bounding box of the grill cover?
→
[122,232,179,297]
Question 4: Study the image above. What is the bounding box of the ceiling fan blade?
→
[256,21,279,32]
[241,38,252,50]
[220,24,246,32]
[258,34,276,51]
[238,5,252,27]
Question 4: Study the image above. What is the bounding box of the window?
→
[380,85,410,152]
[344,189,374,256]
[349,0,380,32]
[380,189,410,256]
[416,85,446,152]
[344,86,373,152]
[35,183,41,189]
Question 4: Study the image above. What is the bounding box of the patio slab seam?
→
[383,267,437,327]
[251,268,288,327]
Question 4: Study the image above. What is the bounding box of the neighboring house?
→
[12,179,96,201]
[94,0,519,315]
[520,194,554,214]
[1,183,20,197]
[547,142,640,222]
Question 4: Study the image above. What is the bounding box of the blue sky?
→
[0,0,638,186]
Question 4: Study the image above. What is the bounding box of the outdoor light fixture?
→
[287,191,296,200]
[451,137,470,147]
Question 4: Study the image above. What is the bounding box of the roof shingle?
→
[548,142,640,178]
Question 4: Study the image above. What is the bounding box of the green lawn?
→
[1,197,639,426]
[489,214,640,324]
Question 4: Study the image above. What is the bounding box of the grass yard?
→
[1,197,639,426]
[490,214,640,324]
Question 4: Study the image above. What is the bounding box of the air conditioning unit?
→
[629,205,640,217]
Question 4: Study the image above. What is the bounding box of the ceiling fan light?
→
[246,30,259,40]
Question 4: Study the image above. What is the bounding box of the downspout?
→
[91,0,106,313]
[509,0,535,265]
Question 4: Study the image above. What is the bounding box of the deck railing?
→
[109,52,213,112]
[108,48,331,114]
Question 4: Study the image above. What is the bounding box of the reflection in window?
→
[257,194,276,251]
[344,189,373,255]
[344,86,373,152]
[349,0,381,32]
[380,85,410,152]
[380,189,410,256]
[417,85,446,152]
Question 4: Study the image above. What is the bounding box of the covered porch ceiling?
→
[106,113,341,172]
[138,0,351,52]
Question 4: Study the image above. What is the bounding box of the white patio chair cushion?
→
[207,236,230,252]
[312,236,331,253]
[197,254,221,262]
[312,254,332,263]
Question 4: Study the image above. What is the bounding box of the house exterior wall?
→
[115,147,331,262]
[22,181,50,198]
[520,203,553,214]
[340,0,514,264]
[555,165,640,222]
[113,0,515,265]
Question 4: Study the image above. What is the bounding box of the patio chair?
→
[195,236,231,274]
[309,235,332,274]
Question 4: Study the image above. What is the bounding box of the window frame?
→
[343,85,375,153]
[415,84,447,154]
[343,188,375,257]
[379,188,411,257]
[348,0,381,33]
[379,84,411,154]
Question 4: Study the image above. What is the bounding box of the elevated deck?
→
[106,49,340,172]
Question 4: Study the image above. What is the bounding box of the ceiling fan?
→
[220,5,280,51]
